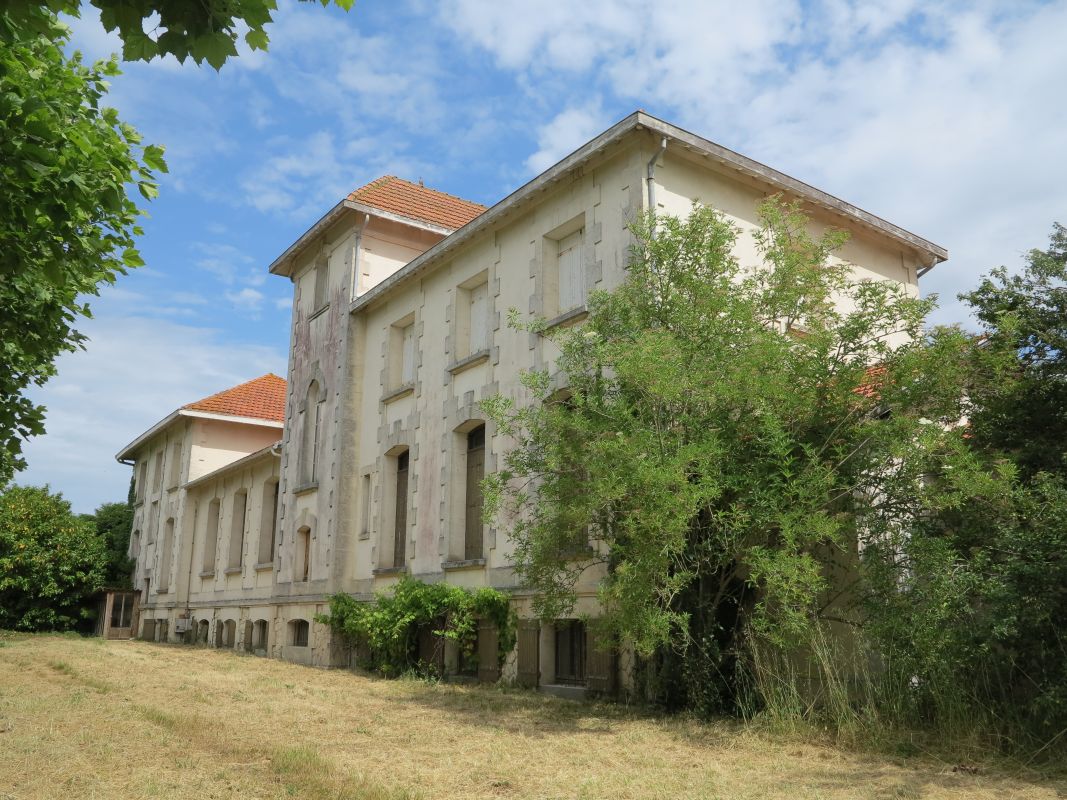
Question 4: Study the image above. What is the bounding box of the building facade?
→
[119,111,946,691]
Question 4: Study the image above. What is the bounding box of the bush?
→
[0,484,107,630]
[318,578,515,678]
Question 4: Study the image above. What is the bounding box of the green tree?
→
[484,201,991,714]
[4,0,355,70]
[0,484,107,631]
[960,222,1067,476]
[0,11,165,484]
[91,485,134,587]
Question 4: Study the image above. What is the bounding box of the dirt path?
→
[0,634,1061,800]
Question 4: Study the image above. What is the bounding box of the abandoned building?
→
[116,110,946,693]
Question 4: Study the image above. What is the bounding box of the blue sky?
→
[17,0,1067,512]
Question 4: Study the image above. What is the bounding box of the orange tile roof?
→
[182,374,287,423]
[348,176,486,231]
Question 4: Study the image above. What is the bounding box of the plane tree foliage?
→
[1,0,352,484]
[483,201,997,716]
[2,0,355,70]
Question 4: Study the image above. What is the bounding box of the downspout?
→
[646,136,668,236]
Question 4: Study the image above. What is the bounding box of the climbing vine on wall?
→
[318,578,516,678]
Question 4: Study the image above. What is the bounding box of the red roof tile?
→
[348,176,486,231]
[182,374,287,423]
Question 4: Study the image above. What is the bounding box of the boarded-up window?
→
[251,619,269,653]
[136,462,147,501]
[557,229,584,312]
[258,481,279,564]
[359,473,372,538]
[228,490,247,569]
[223,619,236,648]
[297,525,311,582]
[477,618,500,683]
[516,619,540,688]
[468,282,489,354]
[312,257,328,311]
[401,324,415,384]
[554,620,586,686]
[157,518,174,591]
[464,426,485,560]
[203,499,221,574]
[166,441,182,488]
[393,451,409,568]
[153,450,164,492]
[300,381,323,485]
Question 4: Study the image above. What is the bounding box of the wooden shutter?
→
[464,427,485,560]
[585,624,616,695]
[393,452,409,567]
[141,618,156,641]
[516,619,540,688]
[243,620,254,652]
[477,618,500,683]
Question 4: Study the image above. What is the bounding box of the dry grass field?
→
[0,633,1063,800]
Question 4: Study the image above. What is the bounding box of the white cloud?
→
[225,287,266,314]
[18,315,286,514]
[445,0,1067,326]
[525,103,607,174]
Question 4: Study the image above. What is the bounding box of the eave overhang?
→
[349,110,947,315]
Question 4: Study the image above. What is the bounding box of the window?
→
[153,450,164,493]
[296,525,311,582]
[197,619,209,643]
[455,276,490,359]
[166,441,182,489]
[300,380,323,485]
[228,490,247,570]
[290,619,309,648]
[392,450,409,568]
[557,228,585,312]
[203,499,221,574]
[157,518,174,592]
[388,317,416,390]
[464,425,486,560]
[258,481,279,565]
[251,619,269,653]
[554,620,587,686]
[223,619,236,648]
[136,462,147,502]
[359,473,372,539]
[312,256,328,311]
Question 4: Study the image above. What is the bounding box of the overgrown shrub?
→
[318,578,515,678]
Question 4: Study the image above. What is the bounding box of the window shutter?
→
[393,452,409,568]
[243,620,254,652]
[585,624,616,694]
[469,283,489,353]
[477,618,500,683]
[516,619,540,688]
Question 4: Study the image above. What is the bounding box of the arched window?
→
[197,619,209,644]
[289,619,309,647]
[223,619,237,648]
[296,525,311,582]
[251,619,269,654]
[299,380,324,485]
